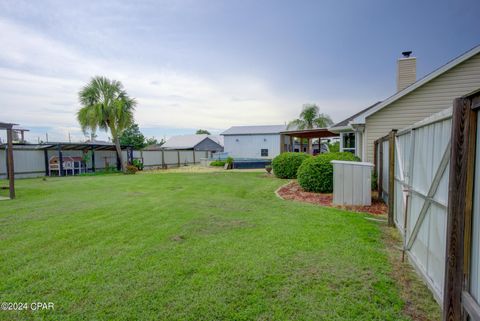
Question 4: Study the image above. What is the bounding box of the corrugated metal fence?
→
[0,148,210,179]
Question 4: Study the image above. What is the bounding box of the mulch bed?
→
[276,181,387,215]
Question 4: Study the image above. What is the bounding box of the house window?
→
[261,149,268,157]
[342,132,356,153]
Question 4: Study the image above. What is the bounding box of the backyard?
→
[0,171,437,320]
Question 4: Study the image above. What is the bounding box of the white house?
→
[221,125,287,159]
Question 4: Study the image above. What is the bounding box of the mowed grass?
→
[1,172,410,320]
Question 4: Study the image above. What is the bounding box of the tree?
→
[77,76,136,172]
[119,124,146,150]
[195,129,211,135]
[288,104,333,154]
[145,137,165,146]
[287,103,333,130]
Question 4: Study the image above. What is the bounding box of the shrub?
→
[225,157,234,166]
[297,152,360,193]
[371,172,378,191]
[271,152,311,179]
[210,160,226,167]
[125,164,139,174]
[132,159,144,170]
[327,141,340,153]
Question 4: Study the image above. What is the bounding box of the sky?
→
[0,0,479,143]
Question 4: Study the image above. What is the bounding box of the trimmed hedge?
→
[210,160,226,167]
[272,152,311,179]
[297,152,360,193]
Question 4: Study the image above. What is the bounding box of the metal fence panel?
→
[384,108,452,304]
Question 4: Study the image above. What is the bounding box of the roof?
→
[221,125,287,135]
[351,43,480,124]
[280,128,339,139]
[158,134,223,150]
[330,102,381,130]
[2,141,131,151]
[0,122,18,130]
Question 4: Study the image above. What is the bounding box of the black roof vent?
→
[402,51,413,58]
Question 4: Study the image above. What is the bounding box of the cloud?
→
[0,15,369,143]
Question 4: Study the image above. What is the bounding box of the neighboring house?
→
[221,125,287,159]
[330,45,480,162]
[144,134,224,153]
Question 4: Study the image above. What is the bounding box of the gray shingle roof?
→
[221,125,287,135]
[158,134,223,150]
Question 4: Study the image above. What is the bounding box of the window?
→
[261,149,268,157]
[342,132,356,154]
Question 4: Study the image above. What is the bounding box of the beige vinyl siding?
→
[365,52,480,162]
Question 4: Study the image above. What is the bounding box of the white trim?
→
[351,44,480,124]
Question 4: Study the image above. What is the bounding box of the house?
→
[330,45,480,162]
[144,134,224,153]
[221,125,337,158]
[221,125,287,159]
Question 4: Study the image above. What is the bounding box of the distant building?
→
[144,134,223,153]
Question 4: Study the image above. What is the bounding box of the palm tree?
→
[77,76,136,172]
[288,104,333,154]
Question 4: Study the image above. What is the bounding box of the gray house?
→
[145,134,223,153]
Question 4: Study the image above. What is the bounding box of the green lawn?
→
[1,171,411,320]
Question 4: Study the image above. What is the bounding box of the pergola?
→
[36,142,134,176]
[0,122,17,199]
[280,128,339,154]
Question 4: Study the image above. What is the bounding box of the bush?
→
[210,160,226,167]
[297,152,360,193]
[125,164,139,174]
[271,152,311,179]
[225,157,234,166]
[132,159,144,170]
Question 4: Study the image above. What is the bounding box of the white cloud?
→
[0,17,368,143]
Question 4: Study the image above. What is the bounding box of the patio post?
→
[44,149,49,176]
[57,144,64,176]
[6,128,15,199]
[91,146,96,173]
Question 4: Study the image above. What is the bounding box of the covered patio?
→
[280,128,339,155]
[36,142,134,176]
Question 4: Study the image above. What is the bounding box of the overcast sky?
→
[1,0,479,142]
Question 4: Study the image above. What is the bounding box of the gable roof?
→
[351,44,480,124]
[221,125,287,135]
[148,134,223,150]
[330,101,381,130]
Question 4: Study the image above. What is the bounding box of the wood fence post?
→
[6,128,15,199]
[177,150,180,167]
[443,97,477,321]
[373,140,378,188]
[193,149,196,164]
[378,139,383,196]
[388,130,396,227]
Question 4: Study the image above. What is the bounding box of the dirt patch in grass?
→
[381,226,441,321]
[277,181,387,215]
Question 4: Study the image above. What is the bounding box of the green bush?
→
[210,160,226,167]
[132,159,144,170]
[272,152,312,179]
[226,157,234,166]
[297,152,360,193]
